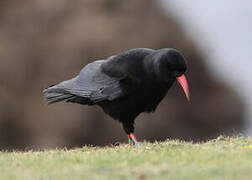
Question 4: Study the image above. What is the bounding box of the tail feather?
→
[43,86,75,104]
[43,77,93,105]
[44,77,78,104]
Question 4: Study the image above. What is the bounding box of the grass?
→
[0,136,252,180]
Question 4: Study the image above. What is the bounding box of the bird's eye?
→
[173,71,184,77]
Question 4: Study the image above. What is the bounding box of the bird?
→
[43,48,190,146]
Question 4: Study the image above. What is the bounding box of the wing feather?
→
[68,60,126,103]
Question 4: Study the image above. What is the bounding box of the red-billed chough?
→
[44,48,190,146]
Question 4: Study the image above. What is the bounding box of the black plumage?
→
[44,48,189,144]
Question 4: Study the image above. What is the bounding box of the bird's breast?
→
[98,84,169,121]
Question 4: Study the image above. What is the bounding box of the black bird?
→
[44,48,190,145]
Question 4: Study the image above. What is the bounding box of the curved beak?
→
[176,74,190,102]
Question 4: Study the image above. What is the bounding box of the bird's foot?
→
[128,133,141,146]
[135,142,142,146]
[113,142,121,146]
[114,133,141,146]
[113,142,128,146]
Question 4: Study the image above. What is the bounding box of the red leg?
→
[129,133,141,146]
[122,122,141,146]
[128,134,134,145]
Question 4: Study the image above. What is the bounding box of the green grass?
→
[0,136,252,180]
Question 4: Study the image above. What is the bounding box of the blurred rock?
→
[0,0,244,150]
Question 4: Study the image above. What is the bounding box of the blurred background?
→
[0,0,249,150]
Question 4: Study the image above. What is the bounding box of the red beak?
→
[176,74,190,102]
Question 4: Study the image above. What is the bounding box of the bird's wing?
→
[67,48,154,103]
[68,60,127,103]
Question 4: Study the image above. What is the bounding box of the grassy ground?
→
[0,136,252,180]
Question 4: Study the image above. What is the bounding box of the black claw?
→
[113,142,120,146]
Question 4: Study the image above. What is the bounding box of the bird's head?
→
[155,48,190,101]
